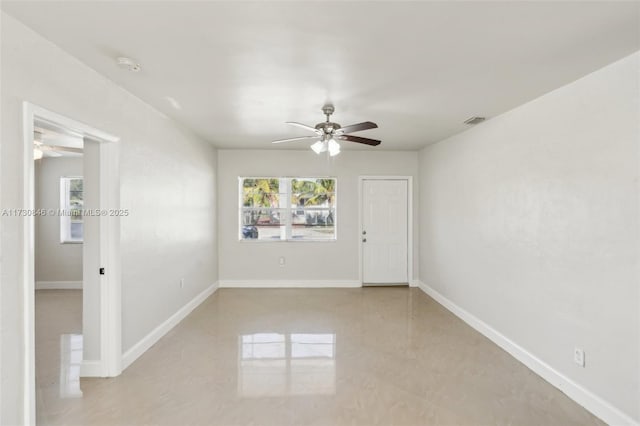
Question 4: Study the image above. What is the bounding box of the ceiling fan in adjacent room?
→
[33,130,83,160]
[272,104,381,156]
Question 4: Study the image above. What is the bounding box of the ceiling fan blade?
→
[285,122,322,134]
[41,144,84,154]
[336,135,381,146]
[335,121,378,134]
[272,136,319,144]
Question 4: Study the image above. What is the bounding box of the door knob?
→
[362,238,367,243]
[362,230,367,235]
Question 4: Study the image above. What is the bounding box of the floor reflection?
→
[59,333,83,398]
[239,333,336,397]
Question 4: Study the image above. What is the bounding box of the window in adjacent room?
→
[60,176,83,243]
[239,177,336,241]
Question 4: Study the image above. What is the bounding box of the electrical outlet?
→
[574,347,585,367]
[180,278,185,289]
[279,256,285,267]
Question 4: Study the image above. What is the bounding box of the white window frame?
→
[239,176,337,242]
[60,176,83,244]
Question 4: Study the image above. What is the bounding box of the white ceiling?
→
[3,1,639,150]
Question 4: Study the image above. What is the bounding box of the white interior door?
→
[362,179,408,284]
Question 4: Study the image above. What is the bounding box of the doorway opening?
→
[34,123,85,414]
[22,103,121,424]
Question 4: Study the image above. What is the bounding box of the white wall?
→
[0,12,218,424]
[419,52,639,422]
[35,157,83,283]
[218,149,418,283]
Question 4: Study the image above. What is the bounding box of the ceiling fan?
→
[272,104,381,156]
[33,131,83,159]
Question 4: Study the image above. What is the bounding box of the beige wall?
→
[418,52,639,422]
[218,149,419,283]
[35,157,83,283]
[1,13,218,424]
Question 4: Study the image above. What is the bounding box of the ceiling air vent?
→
[464,116,486,125]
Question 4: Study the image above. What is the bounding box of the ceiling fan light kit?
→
[311,140,327,154]
[33,148,43,160]
[272,104,381,156]
[328,139,340,156]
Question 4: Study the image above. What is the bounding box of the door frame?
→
[358,176,413,286]
[22,102,122,425]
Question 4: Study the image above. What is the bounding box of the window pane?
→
[291,179,336,240]
[69,178,83,198]
[242,178,280,207]
[291,208,335,240]
[70,178,84,221]
[61,177,84,243]
[291,178,335,209]
[241,208,284,240]
[70,223,83,240]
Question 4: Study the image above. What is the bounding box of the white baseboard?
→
[219,280,361,288]
[121,282,219,370]
[35,280,82,290]
[80,360,104,377]
[415,280,638,426]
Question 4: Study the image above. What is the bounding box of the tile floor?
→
[35,288,604,425]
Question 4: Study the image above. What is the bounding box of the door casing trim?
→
[21,102,122,425]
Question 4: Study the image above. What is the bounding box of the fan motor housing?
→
[316,122,341,134]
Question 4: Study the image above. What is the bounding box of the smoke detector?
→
[116,57,141,72]
[464,116,486,125]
